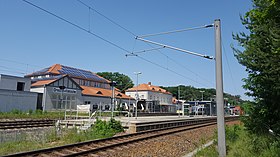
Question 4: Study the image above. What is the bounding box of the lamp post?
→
[59,86,66,120]
[200,90,205,101]
[109,81,117,119]
[134,72,141,119]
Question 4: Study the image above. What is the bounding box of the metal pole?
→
[128,97,130,119]
[112,85,115,118]
[136,74,138,119]
[182,103,184,117]
[200,90,205,101]
[135,72,141,119]
[178,86,180,117]
[99,102,101,118]
[64,93,66,120]
[60,90,62,120]
[210,102,212,116]
[215,19,226,157]
[59,86,65,120]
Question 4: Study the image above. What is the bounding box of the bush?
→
[226,125,280,157]
[196,125,280,157]
[226,124,240,143]
[10,109,23,114]
[108,118,124,133]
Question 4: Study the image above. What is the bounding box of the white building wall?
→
[30,87,44,93]
[43,86,83,111]
[125,91,172,105]
[0,74,31,91]
[82,95,136,110]
[0,89,37,112]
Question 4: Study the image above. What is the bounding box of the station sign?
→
[53,87,77,94]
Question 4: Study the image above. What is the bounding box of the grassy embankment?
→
[0,118,124,156]
[0,109,124,119]
[195,124,280,157]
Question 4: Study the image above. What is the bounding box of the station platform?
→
[58,115,222,133]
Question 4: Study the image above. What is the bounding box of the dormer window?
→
[117,93,122,97]
[96,91,102,95]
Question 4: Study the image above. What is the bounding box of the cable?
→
[136,39,215,86]
[138,24,214,38]
[0,65,26,73]
[0,68,25,75]
[136,37,214,59]
[222,40,238,94]
[88,6,91,32]
[22,0,209,87]
[78,0,214,86]
[132,46,165,54]
[0,58,43,68]
[137,55,208,87]
[76,0,136,36]
[22,0,130,55]
[0,59,45,75]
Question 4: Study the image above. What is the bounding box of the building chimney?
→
[148,82,151,85]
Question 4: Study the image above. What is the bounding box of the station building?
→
[0,74,37,112]
[125,82,176,113]
[186,101,217,116]
[25,64,135,111]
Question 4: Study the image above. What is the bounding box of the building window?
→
[17,82,25,91]
[85,101,91,104]
[51,94,77,110]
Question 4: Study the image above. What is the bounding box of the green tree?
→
[233,0,280,135]
[161,85,238,103]
[96,72,134,92]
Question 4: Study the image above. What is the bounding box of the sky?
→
[0,0,253,100]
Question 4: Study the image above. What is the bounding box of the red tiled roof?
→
[31,79,57,87]
[47,64,62,74]
[126,82,171,95]
[81,86,133,99]
[25,64,110,83]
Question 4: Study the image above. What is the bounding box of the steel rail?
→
[3,116,239,157]
[0,119,55,130]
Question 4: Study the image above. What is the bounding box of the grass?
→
[195,144,218,157]
[0,109,126,120]
[195,124,280,157]
[0,118,124,156]
[0,109,64,119]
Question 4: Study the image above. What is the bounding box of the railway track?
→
[3,116,239,157]
[0,119,55,130]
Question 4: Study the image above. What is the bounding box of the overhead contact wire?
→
[22,0,209,87]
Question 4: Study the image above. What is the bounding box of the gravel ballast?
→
[102,121,240,157]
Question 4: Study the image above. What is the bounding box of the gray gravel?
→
[101,121,240,157]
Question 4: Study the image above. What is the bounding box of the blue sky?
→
[0,0,252,100]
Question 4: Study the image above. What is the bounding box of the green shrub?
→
[195,144,218,157]
[35,109,43,114]
[225,124,240,143]
[10,109,23,114]
[108,118,124,133]
[28,109,33,115]
[196,125,280,157]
